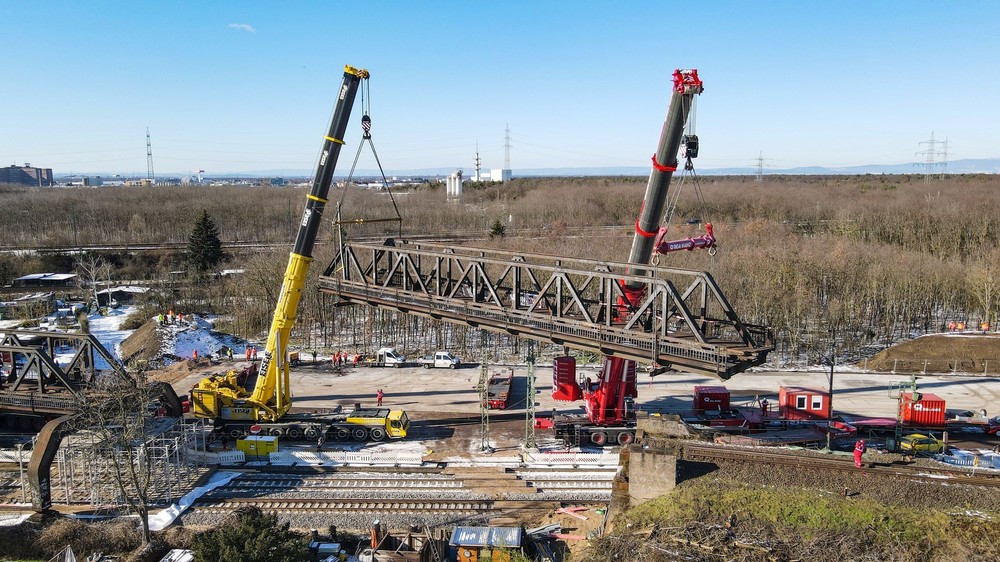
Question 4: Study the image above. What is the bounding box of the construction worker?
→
[376,389,384,407]
[854,439,866,468]
[227,347,234,361]
[761,398,769,417]
[245,347,252,362]
[311,350,317,364]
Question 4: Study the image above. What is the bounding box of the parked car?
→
[899,433,945,454]
[986,416,1000,437]
[364,347,406,368]
[418,351,461,369]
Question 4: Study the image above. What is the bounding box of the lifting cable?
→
[654,95,718,270]
[335,76,404,240]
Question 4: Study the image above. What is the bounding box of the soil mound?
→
[861,332,1000,374]
[118,319,163,364]
[147,356,216,385]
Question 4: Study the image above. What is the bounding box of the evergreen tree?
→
[187,209,223,272]
[192,506,308,562]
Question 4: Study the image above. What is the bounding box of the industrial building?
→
[1,164,54,187]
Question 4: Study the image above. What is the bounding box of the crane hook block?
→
[682,135,699,159]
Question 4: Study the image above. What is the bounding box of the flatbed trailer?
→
[487,370,514,410]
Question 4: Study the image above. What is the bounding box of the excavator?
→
[546,69,710,447]
[191,66,410,442]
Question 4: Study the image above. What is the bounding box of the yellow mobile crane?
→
[192,66,410,442]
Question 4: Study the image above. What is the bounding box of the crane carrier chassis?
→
[212,405,409,442]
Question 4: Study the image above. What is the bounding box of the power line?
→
[504,124,512,170]
[146,128,155,184]
[915,132,948,181]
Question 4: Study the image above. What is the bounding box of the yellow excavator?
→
[191,66,409,442]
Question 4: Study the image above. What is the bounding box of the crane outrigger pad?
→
[320,239,773,379]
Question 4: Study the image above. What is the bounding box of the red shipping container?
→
[694,386,730,412]
[901,392,946,427]
[778,386,830,421]
[552,356,582,401]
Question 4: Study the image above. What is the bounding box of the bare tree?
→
[969,250,1000,329]
[73,372,159,545]
[76,253,113,308]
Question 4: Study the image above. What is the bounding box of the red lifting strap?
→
[634,200,657,238]
[651,154,677,173]
[635,219,657,238]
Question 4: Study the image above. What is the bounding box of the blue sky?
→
[3,1,999,176]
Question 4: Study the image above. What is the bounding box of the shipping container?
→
[552,356,582,401]
[901,392,946,426]
[778,386,830,421]
[694,385,730,412]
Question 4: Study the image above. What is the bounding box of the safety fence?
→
[0,450,29,464]
[265,450,425,467]
[186,448,246,465]
[523,451,620,468]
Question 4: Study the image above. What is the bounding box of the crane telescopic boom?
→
[622,69,704,303]
[193,65,368,423]
[569,70,705,446]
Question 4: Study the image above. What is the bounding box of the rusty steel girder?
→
[320,240,772,379]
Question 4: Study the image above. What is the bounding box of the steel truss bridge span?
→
[319,240,773,379]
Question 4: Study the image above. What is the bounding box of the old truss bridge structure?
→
[320,240,773,378]
[0,330,125,417]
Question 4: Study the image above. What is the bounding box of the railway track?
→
[191,497,560,515]
[683,443,1000,487]
[189,466,613,523]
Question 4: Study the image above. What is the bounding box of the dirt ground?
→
[863,332,1000,374]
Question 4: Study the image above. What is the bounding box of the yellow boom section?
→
[247,252,312,420]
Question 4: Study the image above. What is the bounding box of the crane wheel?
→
[305,427,319,440]
[334,427,350,441]
[286,427,302,440]
[269,428,284,437]
[228,428,243,438]
[590,431,608,446]
[617,432,634,446]
[370,428,387,441]
[352,428,369,441]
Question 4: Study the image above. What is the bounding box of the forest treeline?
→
[1,174,997,364]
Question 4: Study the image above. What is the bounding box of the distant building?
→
[1,164,54,187]
[96,286,150,307]
[446,169,463,199]
[12,273,77,288]
[490,168,512,183]
[83,176,104,187]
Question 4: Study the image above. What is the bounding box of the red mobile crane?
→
[544,69,706,447]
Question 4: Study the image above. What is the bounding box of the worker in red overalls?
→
[376,389,384,407]
[854,439,866,468]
